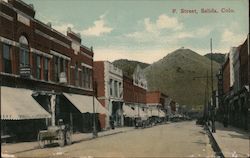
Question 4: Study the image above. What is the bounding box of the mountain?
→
[113,59,150,78]
[144,48,220,108]
[204,53,226,65]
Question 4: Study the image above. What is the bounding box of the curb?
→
[205,123,225,158]
[9,128,135,155]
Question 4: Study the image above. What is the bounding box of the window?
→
[82,66,92,89]
[54,56,60,82]
[44,58,49,81]
[19,36,29,67]
[75,62,79,85]
[119,82,122,97]
[89,69,92,89]
[36,55,41,79]
[3,44,12,73]
[109,79,113,96]
[114,81,118,97]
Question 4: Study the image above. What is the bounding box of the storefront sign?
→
[59,72,67,83]
[20,66,31,78]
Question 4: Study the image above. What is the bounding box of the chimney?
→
[47,22,52,28]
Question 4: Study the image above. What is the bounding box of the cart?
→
[37,119,72,148]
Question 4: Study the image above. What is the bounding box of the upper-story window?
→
[109,79,113,96]
[75,62,79,86]
[44,58,49,81]
[35,55,41,79]
[119,82,122,97]
[82,66,92,89]
[19,36,29,67]
[114,81,118,97]
[3,44,12,73]
[54,56,60,82]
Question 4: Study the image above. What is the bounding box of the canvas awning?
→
[151,108,159,117]
[1,86,51,120]
[63,93,110,115]
[159,110,166,118]
[123,104,137,118]
[135,107,148,119]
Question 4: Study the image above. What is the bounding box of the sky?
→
[23,0,249,64]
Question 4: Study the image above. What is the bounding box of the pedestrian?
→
[110,116,115,130]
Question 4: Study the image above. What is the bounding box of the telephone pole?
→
[210,38,216,133]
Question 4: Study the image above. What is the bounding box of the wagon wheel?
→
[58,130,65,147]
[65,131,72,145]
[37,132,45,149]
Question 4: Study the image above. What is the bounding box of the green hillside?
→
[113,59,150,78]
[204,53,226,65]
[144,48,220,108]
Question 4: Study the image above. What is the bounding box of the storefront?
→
[1,86,51,141]
[63,93,110,132]
[123,103,137,126]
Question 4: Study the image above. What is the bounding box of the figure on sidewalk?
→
[110,116,115,130]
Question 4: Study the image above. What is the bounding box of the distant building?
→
[222,55,231,95]
[146,91,167,118]
[93,61,123,128]
[123,65,148,125]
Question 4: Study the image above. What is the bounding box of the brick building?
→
[94,61,123,128]
[220,36,249,130]
[222,55,231,95]
[122,65,148,126]
[146,91,167,118]
[0,0,108,140]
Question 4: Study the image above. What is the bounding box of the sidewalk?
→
[1,127,134,155]
[208,121,250,158]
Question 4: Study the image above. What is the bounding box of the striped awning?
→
[1,86,51,120]
[159,110,166,117]
[123,104,137,118]
[63,93,110,115]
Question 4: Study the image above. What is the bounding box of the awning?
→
[151,108,159,117]
[135,107,148,119]
[63,93,110,115]
[159,110,166,118]
[1,86,51,120]
[123,104,137,118]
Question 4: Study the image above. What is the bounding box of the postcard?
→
[0,0,249,157]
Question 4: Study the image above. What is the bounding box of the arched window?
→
[19,36,29,67]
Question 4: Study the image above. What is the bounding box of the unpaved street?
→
[13,121,214,157]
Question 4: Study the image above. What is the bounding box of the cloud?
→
[82,14,113,36]
[220,28,246,51]
[143,14,183,33]
[94,47,178,64]
[156,14,183,30]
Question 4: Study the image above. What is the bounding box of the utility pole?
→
[210,38,216,133]
[248,33,250,131]
[92,62,97,138]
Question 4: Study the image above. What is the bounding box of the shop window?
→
[3,44,12,73]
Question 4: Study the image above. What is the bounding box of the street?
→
[13,121,214,157]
